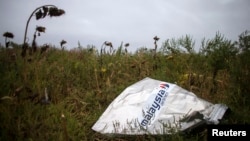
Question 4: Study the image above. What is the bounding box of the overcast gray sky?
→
[0,0,249,52]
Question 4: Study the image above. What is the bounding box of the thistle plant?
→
[102,41,113,54]
[100,41,113,81]
[21,5,65,58]
[30,26,46,54]
[124,43,130,54]
[153,36,160,58]
[153,36,160,70]
[100,41,113,71]
[60,39,67,50]
[3,32,14,48]
[40,44,50,54]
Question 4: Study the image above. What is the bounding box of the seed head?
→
[153,36,160,41]
[61,113,65,118]
[42,6,49,18]
[35,9,43,20]
[104,41,113,48]
[125,43,130,47]
[3,32,14,38]
[60,39,67,47]
[36,26,46,33]
[49,7,65,17]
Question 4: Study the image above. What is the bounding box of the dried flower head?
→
[153,36,159,41]
[49,7,65,17]
[42,6,49,18]
[60,39,67,47]
[35,9,43,20]
[36,26,46,33]
[125,43,130,47]
[40,44,50,54]
[104,41,113,48]
[35,6,65,20]
[3,32,14,38]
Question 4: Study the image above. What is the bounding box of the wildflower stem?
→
[94,68,101,94]
[61,114,69,141]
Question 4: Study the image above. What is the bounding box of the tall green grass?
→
[0,32,249,140]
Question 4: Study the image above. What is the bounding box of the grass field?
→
[0,32,249,141]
